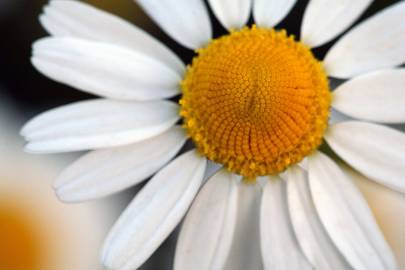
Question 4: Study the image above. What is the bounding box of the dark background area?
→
[0,0,401,269]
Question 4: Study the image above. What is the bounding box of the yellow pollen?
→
[180,26,331,179]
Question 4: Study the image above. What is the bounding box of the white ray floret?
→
[308,152,396,270]
[287,166,350,270]
[324,1,405,78]
[55,126,187,202]
[332,69,405,123]
[301,0,372,47]
[223,182,263,270]
[175,169,240,270]
[22,99,179,153]
[136,0,212,50]
[32,37,181,101]
[253,0,297,28]
[325,121,405,193]
[102,150,207,270]
[260,176,312,270]
[208,0,252,30]
[40,0,185,74]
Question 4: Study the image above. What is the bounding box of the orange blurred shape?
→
[0,204,42,270]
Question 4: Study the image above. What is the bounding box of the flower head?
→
[22,0,405,269]
[181,27,330,178]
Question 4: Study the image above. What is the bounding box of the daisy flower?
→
[22,0,405,269]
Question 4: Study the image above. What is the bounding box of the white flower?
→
[22,0,405,269]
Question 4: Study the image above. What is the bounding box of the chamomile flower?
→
[22,0,405,269]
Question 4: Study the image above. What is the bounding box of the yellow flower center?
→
[180,26,331,179]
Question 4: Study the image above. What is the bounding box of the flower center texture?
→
[180,26,331,179]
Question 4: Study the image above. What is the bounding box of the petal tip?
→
[55,186,83,203]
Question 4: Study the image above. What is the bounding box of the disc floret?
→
[180,26,331,179]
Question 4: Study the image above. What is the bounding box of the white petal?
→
[308,152,397,270]
[175,169,239,270]
[22,99,179,153]
[101,150,207,270]
[324,2,405,78]
[301,0,372,48]
[136,0,212,50]
[32,37,181,101]
[260,176,312,270]
[346,165,405,268]
[287,166,350,270]
[253,0,296,28]
[325,121,405,193]
[332,69,405,123]
[54,126,187,202]
[208,0,252,30]
[40,0,184,74]
[223,182,263,270]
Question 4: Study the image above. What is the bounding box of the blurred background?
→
[0,0,404,269]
